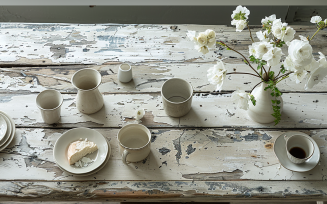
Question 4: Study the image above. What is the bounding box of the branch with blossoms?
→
[187,5,327,125]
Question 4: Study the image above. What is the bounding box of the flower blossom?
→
[310,16,322,24]
[187,29,216,55]
[283,27,296,42]
[231,90,250,110]
[288,39,313,67]
[256,30,269,42]
[254,42,273,59]
[305,52,327,89]
[231,5,250,20]
[262,47,284,67]
[136,108,145,121]
[261,14,276,25]
[231,19,247,32]
[207,60,227,92]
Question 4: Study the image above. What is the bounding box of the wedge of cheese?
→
[67,139,98,165]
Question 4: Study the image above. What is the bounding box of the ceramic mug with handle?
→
[284,134,315,164]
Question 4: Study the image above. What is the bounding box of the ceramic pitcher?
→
[71,68,104,114]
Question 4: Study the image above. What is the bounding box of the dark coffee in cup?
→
[289,147,306,159]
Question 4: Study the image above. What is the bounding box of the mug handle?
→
[122,149,130,164]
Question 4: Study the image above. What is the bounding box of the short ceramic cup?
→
[284,134,315,164]
[118,63,133,83]
[36,90,63,124]
[117,124,151,164]
[161,78,193,117]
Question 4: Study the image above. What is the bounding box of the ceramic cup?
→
[284,134,315,164]
[118,63,133,83]
[71,68,104,114]
[36,90,63,124]
[161,78,193,117]
[117,124,151,164]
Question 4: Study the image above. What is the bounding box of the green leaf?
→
[250,94,256,106]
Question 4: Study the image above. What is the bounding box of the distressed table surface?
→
[0,23,327,202]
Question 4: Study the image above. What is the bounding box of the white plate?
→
[274,131,320,172]
[53,127,108,174]
[0,115,8,141]
[0,111,15,152]
[58,138,111,177]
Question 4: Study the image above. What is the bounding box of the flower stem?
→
[222,42,264,81]
[274,71,293,82]
[250,81,263,93]
[226,72,261,78]
[247,22,254,42]
[310,28,321,41]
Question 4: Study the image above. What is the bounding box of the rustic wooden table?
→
[0,23,327,202]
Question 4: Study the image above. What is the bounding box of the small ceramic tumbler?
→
[71,68,104,114]
[36,90,63,124]
[285,134,315,164]
[161,78,193,117]
[117,124,151,164]
[118,63,133,83]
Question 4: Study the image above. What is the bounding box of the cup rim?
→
[285,135,315,160]
[161,78,194,104]
[71,68,102,91]
[36,89,63,111]
[117,124,151,150]
[119,63,132,72]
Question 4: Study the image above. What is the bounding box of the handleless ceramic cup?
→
[284,134,315,164]
[161,78,193,117]
[117,124,151,164]
[118,63,133,83]
[36,90,63,124]
[71,68,104,114]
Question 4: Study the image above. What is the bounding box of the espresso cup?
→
[36,90,63,124]
[284,134,315,164]
[118,63,133,83]
[117,124,151,164]
[161,78,193,117]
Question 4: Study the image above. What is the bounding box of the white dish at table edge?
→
[274,131,320,172]
[0,111,15,151]
[57,138,111,177]
[0,114,8,141]
[53,127,109,174]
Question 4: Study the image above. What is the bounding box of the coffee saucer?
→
[0,115,8,141]
[274,131,320,172]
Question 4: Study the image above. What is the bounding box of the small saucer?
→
[0,111,15,152]
[274,131,320,172]
[0,115,8,141]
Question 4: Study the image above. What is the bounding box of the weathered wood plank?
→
[0,24,325,65]
[0,128,326,181]
[1,62,327,94]
[0,92,326,128]
[1,180,327,202]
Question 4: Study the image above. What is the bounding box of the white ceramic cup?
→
[118,63,133,83]
[161,78,193,117]
[284,134,315,164]
[36,90,63,124]
[117,124,151,164]
[71,68,104,114]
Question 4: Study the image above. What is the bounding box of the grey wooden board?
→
[0,128,326,181]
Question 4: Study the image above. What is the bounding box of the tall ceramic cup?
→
[117,124,151,164]
[284,134,315,164]
[161,78,193,117]
[36,90,63,124]
[71,68,104,114]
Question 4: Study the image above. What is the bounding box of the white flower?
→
[288,39,313,67]
[231,19,247,32]
[305,54,327,89]
[207,60,227,92]
[289,70,307,84]
[231,90,250,110]
[187,31,197,42]
[136,108,145,120]
[231,5,250,20]
[255,42,273,59]
[205,29,216,48]
[310,16,322,24]
[271,19,283,39]
[283,27,295,42]
[249,42,260,56]
[196,45,209,54]
[256,30,269,42]
[262,47,284,67]
[261,14,276,25]
[196,32,208,46]
[299,35,308,41]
